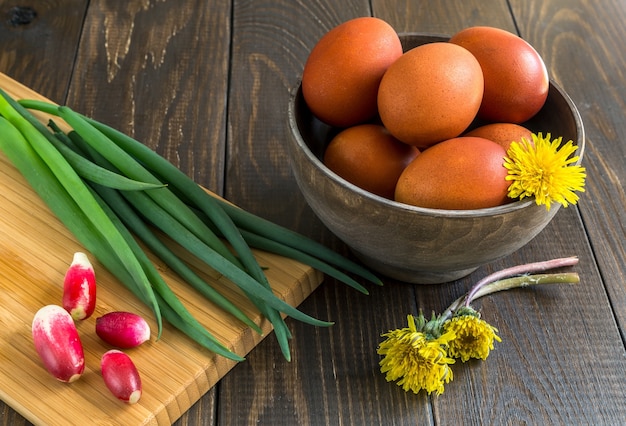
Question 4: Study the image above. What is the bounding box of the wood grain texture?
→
[66,0,232,194]
[0,0,88,103]
[225,0,372,230]
[373,0,516,34]
[0,70,322,425]
[220,0,626,425]
[510,0,626,340]
[433,209,626,424]
[1,0,625,424]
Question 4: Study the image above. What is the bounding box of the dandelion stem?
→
[463,257,579,308]
[441,272,580,319]
[470,272,579,300]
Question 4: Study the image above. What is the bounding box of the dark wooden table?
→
[1,0,625,424]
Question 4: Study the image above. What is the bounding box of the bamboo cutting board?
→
[0,72,324,425]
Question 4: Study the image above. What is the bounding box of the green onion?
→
[57,110,306,358]
[56,106,242,267]
[0,113,240,360]
[5,95,383,362]
[87,187,245,361]
[46,120,165,191]
[0,116,149,325]
[117,189,331,326]
[90,183,262,334]
[228,227,370,294]
[19,98,381,286]
[216,202,384,286]
[85,110,381,286]
[191,207,369,293]
[0,91,163,334]
[58,124,299,357]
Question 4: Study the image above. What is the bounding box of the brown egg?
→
[323,124,420,199]
[302,17,403,128]
[394,136,510,210]
[377,42,484,149]
[464,122,533,151]
[449,26,549,123]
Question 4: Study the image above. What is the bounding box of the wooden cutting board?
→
[0,72,324,425]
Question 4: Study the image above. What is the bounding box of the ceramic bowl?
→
[286,33,584,284]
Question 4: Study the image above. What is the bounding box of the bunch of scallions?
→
[0,89,381,362]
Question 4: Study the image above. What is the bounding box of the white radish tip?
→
[71,251,93,268]
[126,389,142,404]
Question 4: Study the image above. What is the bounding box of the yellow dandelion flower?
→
[378,314,455,395]
[504,133,586,210]
[443,309,502,362]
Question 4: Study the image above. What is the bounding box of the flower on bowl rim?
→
[504,133,586,211]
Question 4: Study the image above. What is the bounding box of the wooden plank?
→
[374,0,517,33]
[0,72,323,425]
[0,0,88,103]
[64,0,232,195]
[220,2,401,424]
[219,0,626,424]
[387,1,626,424]
[510,0,626,337]
[2,0,624,424]
[219,0,515,423]
[224,0,373,230]
[61,2,235,424]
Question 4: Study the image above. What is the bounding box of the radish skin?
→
[31,305,85,382]
[96,311,151,348]
[101,350,142,404]
[62,252,96,320]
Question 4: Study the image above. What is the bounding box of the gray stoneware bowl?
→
[286,33,585,284]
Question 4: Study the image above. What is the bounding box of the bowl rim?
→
[287,77,584,219]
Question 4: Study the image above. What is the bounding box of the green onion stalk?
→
[0,90,382,361]
[0,93,163,333]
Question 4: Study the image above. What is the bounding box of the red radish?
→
[96,311,151,348]
[62,252,96,320]
[101,350,142,404]
[31,305,85,382]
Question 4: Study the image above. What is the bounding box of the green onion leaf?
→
[0,91,163,333]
